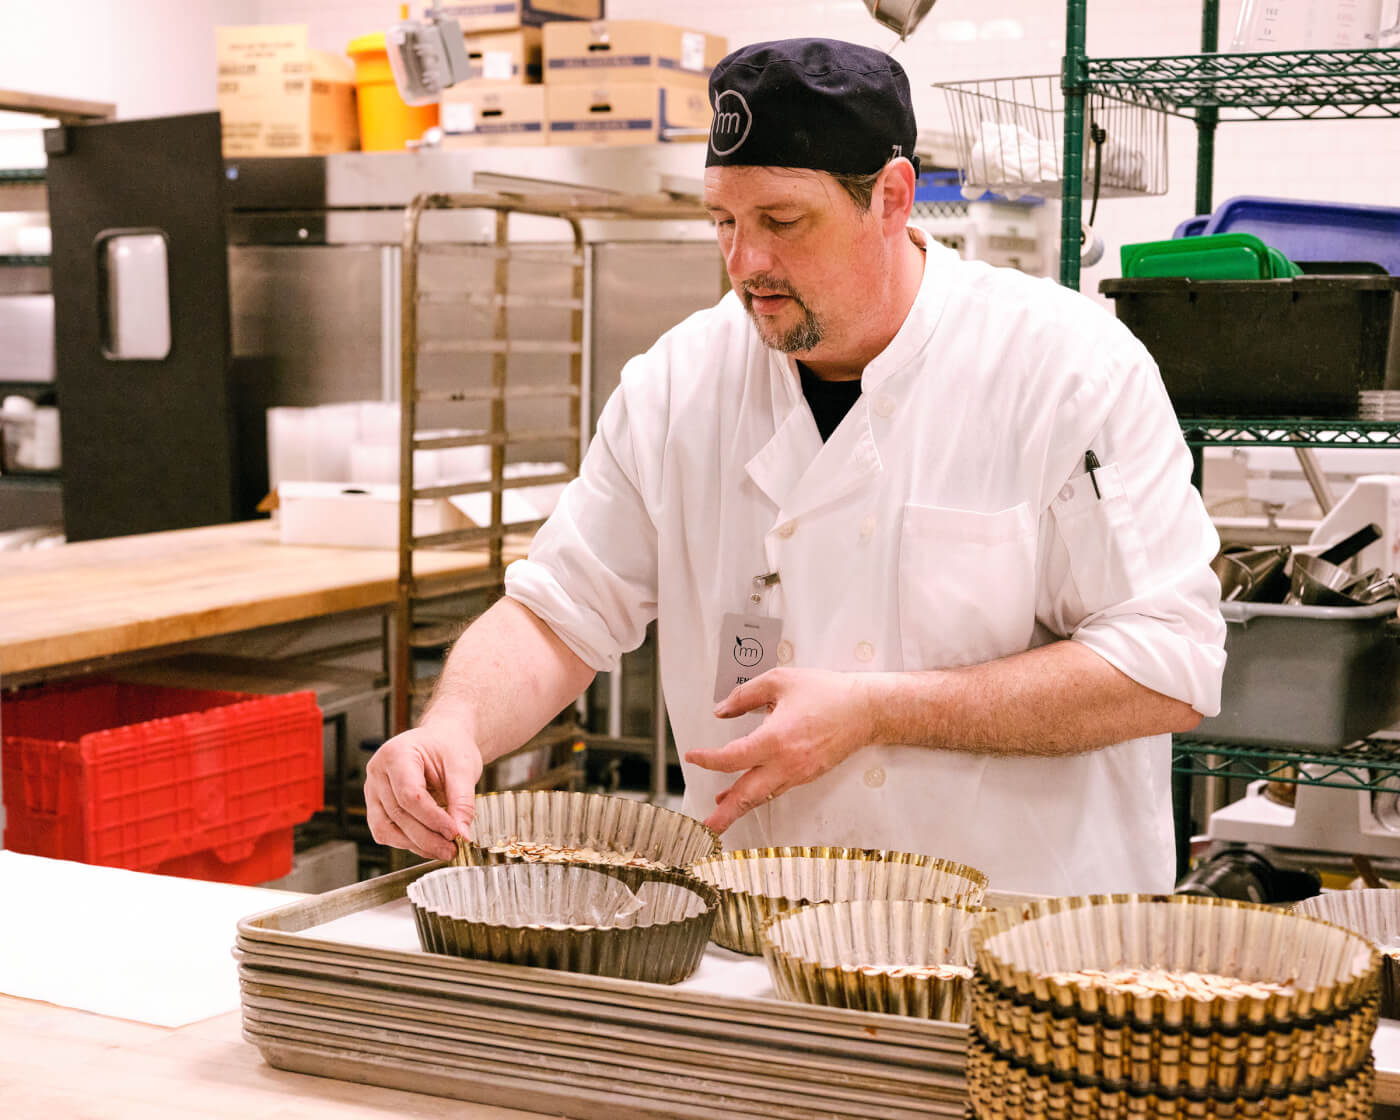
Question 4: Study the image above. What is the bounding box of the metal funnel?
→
[1210,545,1291,602]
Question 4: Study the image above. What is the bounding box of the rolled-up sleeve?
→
[1035,335,1227,717]
[504,352,664,673]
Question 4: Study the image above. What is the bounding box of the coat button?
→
[777,520,797,539]
[859,515,876,539]
[776,640,793,664]
[854,641,874,662]
[873,394,896,418]
[864,766,886,788]
[1058,483,1074,502]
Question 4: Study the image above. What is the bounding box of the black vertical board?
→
[46,112,236,541]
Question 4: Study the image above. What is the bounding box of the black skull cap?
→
[705,38,920,177]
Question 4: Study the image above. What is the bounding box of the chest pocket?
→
[1050,461,1149,618]
[898,503,1038,670]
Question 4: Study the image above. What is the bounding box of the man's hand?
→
[685,668,876,834]
[364,725,484,861]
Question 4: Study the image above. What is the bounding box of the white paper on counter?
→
[0,851,301,1028]
[1374,1019,1400,1080]
[298,896,778,1001]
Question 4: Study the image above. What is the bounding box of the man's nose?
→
[724,225,773,284]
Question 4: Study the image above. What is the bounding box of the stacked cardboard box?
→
[439,3,593,149]
[438,0,602,35]
[460,27,543,84]
[216,25,358,157]
[440,25,547,148]
[542,20,725,148]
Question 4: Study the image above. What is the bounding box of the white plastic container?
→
[1232,0,1384,49]
[1308,474,1400,577]
[278,481,470,549]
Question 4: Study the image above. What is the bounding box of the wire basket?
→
[936,74,1167,200]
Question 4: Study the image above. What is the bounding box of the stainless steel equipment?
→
[864,0,942,39]
[1284,522,1384,604]
[1211,545,1291,602]
[226,151,723,801]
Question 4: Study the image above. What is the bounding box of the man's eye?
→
[766,217,800,229]
[714,218,735,230]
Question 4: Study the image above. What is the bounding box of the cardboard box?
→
[217,25,358,156]
[543,20,726,87]
[440,86,547,147]
[546,81,709,146]
[458,27,542,85]
[436,0,602,36]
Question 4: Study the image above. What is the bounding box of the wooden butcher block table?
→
[0,520,525,684]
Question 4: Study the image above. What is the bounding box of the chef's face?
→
[703,164,892,365]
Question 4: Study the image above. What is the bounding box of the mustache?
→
[741,274,804,303]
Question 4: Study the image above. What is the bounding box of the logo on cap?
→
[709,89,752,157]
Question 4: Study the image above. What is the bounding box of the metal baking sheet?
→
[235,866,971,1052]
[235,942,961,1062]
[240,1008,960,1118]
[237,981,964,1104]
[236,862,979,1116]
[245,1029,971,1120]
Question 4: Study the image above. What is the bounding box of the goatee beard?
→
[741,279,825,354]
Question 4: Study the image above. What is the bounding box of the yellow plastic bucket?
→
[347,32,439,152]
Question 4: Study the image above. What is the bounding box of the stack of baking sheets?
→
[236,863,982,1119]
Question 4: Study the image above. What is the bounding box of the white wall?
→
[0,0,259,121]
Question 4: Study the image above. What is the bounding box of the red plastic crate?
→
[2,680,323,884]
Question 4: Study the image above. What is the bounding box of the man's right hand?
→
[364,725,483,861]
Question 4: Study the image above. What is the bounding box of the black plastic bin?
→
[1100,275,1400,417]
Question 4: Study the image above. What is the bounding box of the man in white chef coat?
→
[365,38,1226,896]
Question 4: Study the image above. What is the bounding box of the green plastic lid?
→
[1121,232,1299,281]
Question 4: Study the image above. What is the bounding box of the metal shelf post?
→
[1059,0,1089,290]
[1195,0,1220,216]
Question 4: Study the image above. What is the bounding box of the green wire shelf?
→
[1180,419,1400,447]
[1174,738,1400,790]
[0,168,44,183]
[1087,48,1400,121]
[0,255,48,267]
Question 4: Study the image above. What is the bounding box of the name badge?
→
[713,612,783,705]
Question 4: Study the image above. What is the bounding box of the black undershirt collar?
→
[797,362,863,442]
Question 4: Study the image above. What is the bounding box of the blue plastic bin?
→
[1202,196,1400,275]
[1173,214,1210,238]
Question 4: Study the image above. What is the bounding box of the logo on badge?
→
[733,635,764,667]
[709,89,752,157]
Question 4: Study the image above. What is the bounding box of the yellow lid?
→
[347,31,387,56]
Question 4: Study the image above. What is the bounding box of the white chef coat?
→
[505,230,1226,897]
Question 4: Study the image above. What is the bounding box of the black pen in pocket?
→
[1084,450,1102,500]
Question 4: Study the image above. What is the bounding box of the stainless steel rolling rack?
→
[392,189,713,797]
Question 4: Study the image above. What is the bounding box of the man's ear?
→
[875,157,917,234]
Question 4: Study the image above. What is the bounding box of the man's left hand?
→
[685,668,877,834]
